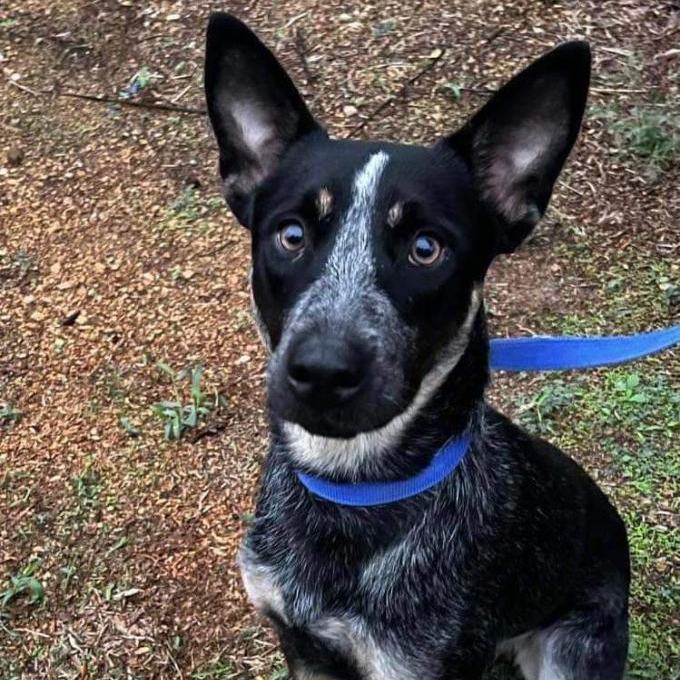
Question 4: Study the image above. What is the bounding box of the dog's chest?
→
[239,547,424,680]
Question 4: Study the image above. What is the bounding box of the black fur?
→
[205,13,629,679]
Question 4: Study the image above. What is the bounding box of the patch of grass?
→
[161,188,224,231]
[1,560,45,609]
[543,257,677,335]
[169,186,201,223]
[517,379,585,435]
[0,402,21,427]
[72,465,103,510]
[592,104,679,177]
[152,363,217,440]
[515,367,678,678]
[191,656,236,679]
[118,415,141,438]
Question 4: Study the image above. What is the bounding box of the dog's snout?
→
[287,336,369,405]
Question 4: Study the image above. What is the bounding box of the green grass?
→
[514,365,678,678]
[592,104,679,178]
[191,656,236,679]
[161,187,224,231]
[543,255,677,336]
[73,464,104,511]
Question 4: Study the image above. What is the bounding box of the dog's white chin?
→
[282,287,482,479]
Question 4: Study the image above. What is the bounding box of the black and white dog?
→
[205,13,630,680]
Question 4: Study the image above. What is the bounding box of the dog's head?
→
[205,13,590,472]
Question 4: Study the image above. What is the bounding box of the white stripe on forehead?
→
[266,151,390,355]
[325,151,389,282]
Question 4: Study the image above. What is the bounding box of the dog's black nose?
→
[287,336,368,405]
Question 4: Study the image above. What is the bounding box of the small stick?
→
[349,48,446,135]
[350,21,508,136]
[8,78,206,116]
[57,90,206,115]
[8,79,42,97]
[590,87,652,95]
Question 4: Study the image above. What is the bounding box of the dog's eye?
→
[409,233,444,267]
[277,221,306,255]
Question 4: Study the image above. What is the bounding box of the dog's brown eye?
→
[409,233,444,267]
[277,221,306,254]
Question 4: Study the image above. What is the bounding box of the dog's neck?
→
[272,309,490,484]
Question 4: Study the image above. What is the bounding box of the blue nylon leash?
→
[296,326,680,507]
[489,325,680,372]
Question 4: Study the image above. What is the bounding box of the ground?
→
[0,1,677,678]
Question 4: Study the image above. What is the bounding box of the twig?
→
[283,11,309,30]
[349,48,446,135]
[187,419,229,444]
[57,91,206,115]
[590,87,652,95]
[8,80,42,97]
[170,83,193,105]
[8,78,206,115]
[350,21,508,136]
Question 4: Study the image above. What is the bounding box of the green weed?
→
[442,81,465,100]
[518,379,584,435]
[0,402,21,427]
[593,105,679,175]
[191,656,236,679]
[152,363,217,440]
[72,465,103,509]
[118,415,141,438]
[1,561,44,609]
[161,188,224,231]
[169,186,201,223]
[119,66,161,99]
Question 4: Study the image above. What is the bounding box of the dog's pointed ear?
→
[204,13,325,226]
[440,41,591,253]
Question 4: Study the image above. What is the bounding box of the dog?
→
[204,13,630,680]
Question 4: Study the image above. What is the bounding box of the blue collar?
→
[296,326,680,507]
[297,434,471,507]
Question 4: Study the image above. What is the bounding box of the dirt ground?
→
[0,1,677,678]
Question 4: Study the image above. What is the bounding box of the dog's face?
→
[247,138,492,441]
[205,14,590,465]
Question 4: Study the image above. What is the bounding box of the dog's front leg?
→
[440,640,495,680]
[272,617,364,680]
[441,661,487,680]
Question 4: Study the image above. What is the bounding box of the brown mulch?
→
[0,0,677,677]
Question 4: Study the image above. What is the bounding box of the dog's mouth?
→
[274,399,402,439]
